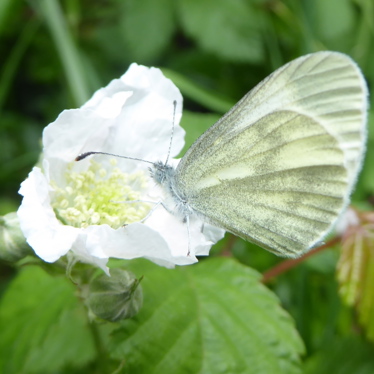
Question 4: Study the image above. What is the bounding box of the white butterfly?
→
[79,51,368,258]
[151,51,368,257]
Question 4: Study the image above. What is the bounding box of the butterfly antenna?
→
[75,151,154,165]
[165,100,177,166]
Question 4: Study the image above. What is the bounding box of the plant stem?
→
[262,236,341,283]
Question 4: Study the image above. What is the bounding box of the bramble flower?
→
[17,64,224,271]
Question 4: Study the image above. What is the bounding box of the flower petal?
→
[144,207,225,258]
[70,234,110,275]
[84,223,198,268]
[17,167,79,262]
[43,64,185,180]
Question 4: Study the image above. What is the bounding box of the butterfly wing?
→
[175,52,367,256]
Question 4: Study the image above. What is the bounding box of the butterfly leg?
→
[136,201,163,223]
[185,214,191,257]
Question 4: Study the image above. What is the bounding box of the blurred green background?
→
[1,0,374,372]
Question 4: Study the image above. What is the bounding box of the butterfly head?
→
[149,161,175,185]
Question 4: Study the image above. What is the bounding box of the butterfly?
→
[78,51,368,257]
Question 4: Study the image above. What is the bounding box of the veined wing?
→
[177,51,367,189]
[177,111,348,256]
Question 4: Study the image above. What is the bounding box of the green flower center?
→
[51,160,151,229]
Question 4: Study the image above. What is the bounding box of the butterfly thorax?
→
[150,161,194,220]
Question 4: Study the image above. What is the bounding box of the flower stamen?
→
[51,160,150,229]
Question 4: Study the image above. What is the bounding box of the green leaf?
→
[179,110,221,155]
[0,266,95,374]
[0,0,16,34]
[0,7,39,115]
[304,336,374,374]
[359,110,374,196]
[120,0,176,62]
[161,67,234,113]
[32,0,91,106]
[178,0,265,63]
[110,258,304,374]
[314,0,355,42]
[337,213,374,342]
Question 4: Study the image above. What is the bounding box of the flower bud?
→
[87,268,143,322]
[0,212,32,262]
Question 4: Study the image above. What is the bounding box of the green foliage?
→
[304,336,374,374]
[120,0,176,63]
[0,259,304,374]
[337,213,374,341]
[179,110,221,154]
[1,0,374,372]
[178,0,265,63]
[161,68,234,114]
[34,0,91,106]
[110,258,304,374]
[313,0,355,43]
[358,112,374,201]
[0,266,95,374]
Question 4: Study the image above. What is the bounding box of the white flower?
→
[18,64,224,271]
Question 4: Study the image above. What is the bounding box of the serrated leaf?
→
[0,266,95,374]
[337,212,374,341]
[178,0,265,63]
[109,258,304,374]
[120,0,176,62]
